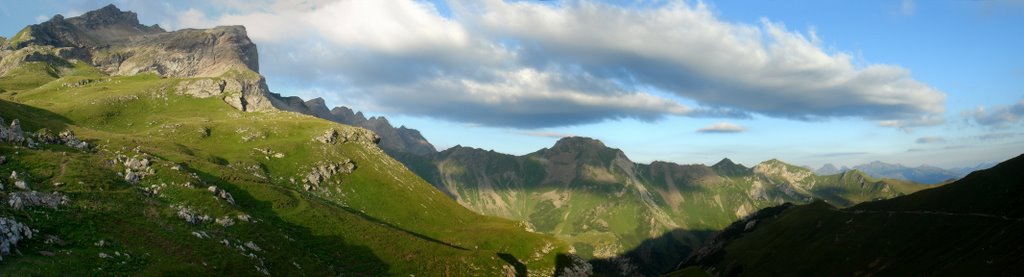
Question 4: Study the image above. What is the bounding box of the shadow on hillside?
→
[809,186,854,207]
[191,169,392,275]
[498,253,527,277]
[0,99,74,131]
[335,202,470,251]
[588,228,717,276]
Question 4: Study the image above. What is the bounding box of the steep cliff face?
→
[3,4,277,112]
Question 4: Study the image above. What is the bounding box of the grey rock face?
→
[207,186,236,205]
[0,217,33,261]
[176,78,227,98]
[123,170,140,185]
[13,5,277,112]
[216,216,235,227]
[124,156,150,171]
[556,254,594,277]
[0,117,7,142]
[313,129,340,144]
[122,155,153,185]
[34,128,58,144]
[8,191,70,210]
[58,129,89,150]
[313,128,380,145]
[175,206,211,225]
[8,119,24,144]
[303,160,356,189]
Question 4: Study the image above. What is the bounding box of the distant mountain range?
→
[387,136,930,274]
[814,161,996,184]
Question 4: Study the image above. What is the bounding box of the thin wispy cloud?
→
[915,136,945,144]
[977,132,1020,140]
[811,152,870,157]
[697,122,747,133]
[516,130,576,138]
[962,99,1024,127]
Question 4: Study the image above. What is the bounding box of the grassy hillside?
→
[0,57,568,275]
[402,138,929,275]
[674,154,1024,276]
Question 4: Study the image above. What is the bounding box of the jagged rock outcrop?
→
[58,129,89,150]
[207,186,236,205]
[302,160,356,191]
[312,128,380,145]
[7,191,70,210]
[0,217,33,261]
[175,205,211,225]
[0,117,8,142]
[122,155,153,185]
[555,254,595,277]
[276,97,437,156]
[7,119,24,144]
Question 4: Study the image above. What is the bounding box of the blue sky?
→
[3,0,1022,168]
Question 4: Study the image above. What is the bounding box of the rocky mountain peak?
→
[66,4,156,31]
[550,136,607,151]
[303,97,333,118]
[713,158,737,167]
[534,136,631,168]
[753,159,813,186]
[17,4,164,49]
[815,163,843,175]
[712,157,751,177]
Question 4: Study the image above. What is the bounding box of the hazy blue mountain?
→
[852,161,959,184]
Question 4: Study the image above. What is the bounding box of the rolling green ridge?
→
[675,153,1024,276]
[397,137,931,275]
[0,5,570,276]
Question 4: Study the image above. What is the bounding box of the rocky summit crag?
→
[2,4,284,112]
[0,5,572,275]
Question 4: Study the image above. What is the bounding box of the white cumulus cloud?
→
[77,0,949,129]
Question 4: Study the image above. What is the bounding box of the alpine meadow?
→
[0,1,1021,276]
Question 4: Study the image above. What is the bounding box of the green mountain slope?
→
[402,136,930,274]
[0,5,568,276]
[675,153,1024,276]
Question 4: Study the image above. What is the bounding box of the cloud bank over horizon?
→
[158,0,946,129]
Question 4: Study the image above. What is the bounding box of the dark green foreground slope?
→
[674,153,1024,276]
